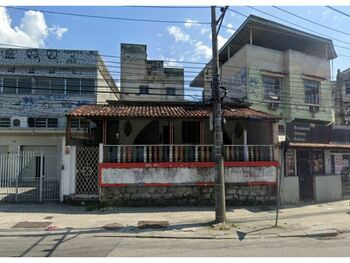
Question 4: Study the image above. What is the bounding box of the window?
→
[71,119,90,129]
[139,85,149,95]
[3,77,17,94]
[0,118,10,128]
[304,79,320,104]
[50,78,65,94]
[166,87,176,96]
[182,121,200,144]
[28,118,58,128]
[18,77,32,94]
[35,77,50,94]
[81,79,95,95]
[66,78,80,95]
[346,83,350,95]
[263,76,281,101]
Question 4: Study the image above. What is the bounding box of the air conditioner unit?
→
[269,102,280,110]
[309,105,320,113]
[10,117,28,128]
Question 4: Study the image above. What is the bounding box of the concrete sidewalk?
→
[0,200,349,240]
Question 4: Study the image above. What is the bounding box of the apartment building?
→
[120,43,184,102]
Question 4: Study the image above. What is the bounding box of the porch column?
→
[102,119,107,144]
[66,116,71,145]
[244,126,249,161]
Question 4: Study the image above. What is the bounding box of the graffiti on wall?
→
[0,48,98,67]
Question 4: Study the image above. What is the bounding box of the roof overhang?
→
[191,15,337,88]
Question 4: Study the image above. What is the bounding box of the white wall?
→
[281,176,300,204]
[60,140,76,202]
[315,175,342,202]
[101,165,277,185]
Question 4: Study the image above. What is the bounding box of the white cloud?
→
[321,9,344,22]
[156,33,163,37]
[218,35,228,49]
[49,25,68,40]
[0,7,67,48]
[184,18,200,28]
[167,25,190,42]
[200,27,210,34]
[193,40,211,60]
[208,33,228,49]
[225,23,235,35]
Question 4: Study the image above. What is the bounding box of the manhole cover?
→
[12,221,52,229]
[137,220,169,229]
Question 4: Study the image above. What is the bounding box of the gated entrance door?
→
[75,146,99,197]
[0,146,60,202]
[297,149,314,201]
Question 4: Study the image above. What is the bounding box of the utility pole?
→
[211,6,228,223]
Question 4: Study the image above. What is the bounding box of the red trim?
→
[195,182,215,186]
[224,161,279,167]
[246,182,277,186]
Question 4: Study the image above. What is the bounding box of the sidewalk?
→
[0,200,349,240]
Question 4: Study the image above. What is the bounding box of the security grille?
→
[0,148,60,203]
[75,146,99,195]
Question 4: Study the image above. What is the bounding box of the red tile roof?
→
[67,103,279,120]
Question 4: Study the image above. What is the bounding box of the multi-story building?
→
[120,43,184,101]
[0,48,118,154]
[334,68,350,125]
[191,15,346,203]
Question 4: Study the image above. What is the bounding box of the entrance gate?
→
[75,146,99,196]
[0,148,60,202]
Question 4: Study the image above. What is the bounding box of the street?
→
[0,232,350,257]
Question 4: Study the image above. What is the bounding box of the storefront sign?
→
[286,121,331,143]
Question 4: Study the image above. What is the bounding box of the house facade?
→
[0,48,118,202]
[120,43,184,102]
[191,15,344,203]
[65,102,280,206]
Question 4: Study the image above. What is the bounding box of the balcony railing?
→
[102,144,274,163]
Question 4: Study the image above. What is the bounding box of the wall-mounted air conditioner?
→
[309,105,320,113]
[10,117,28,128]
[269,102,280,110]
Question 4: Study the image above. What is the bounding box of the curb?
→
[0,227,345,240]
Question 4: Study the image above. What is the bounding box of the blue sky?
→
[3,6,350,98]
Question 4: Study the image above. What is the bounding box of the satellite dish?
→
[268,91,279,100]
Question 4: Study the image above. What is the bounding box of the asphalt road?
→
[1,232,350,257]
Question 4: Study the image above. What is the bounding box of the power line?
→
[5,6,211,26]
[272,6,350,37]
[326,6,350,18]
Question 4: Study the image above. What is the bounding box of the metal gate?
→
[342,172,350,200]
[75,146,99,196]
[0,148,60,202]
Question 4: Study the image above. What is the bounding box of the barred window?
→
[28,118,58,128]
[263,76,281,101]
[304,79,320,104]
[0,118,10,128]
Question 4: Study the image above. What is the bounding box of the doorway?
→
[296,149,324,201]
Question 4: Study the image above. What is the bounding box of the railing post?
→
[143,146,147,163]
[39,148,44,203]
[99,143,103,163]
[195,145,199,162]
[169,145,173,162]
[15,147,20,203]
[270,145,273,161]
[117,146,121,163]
